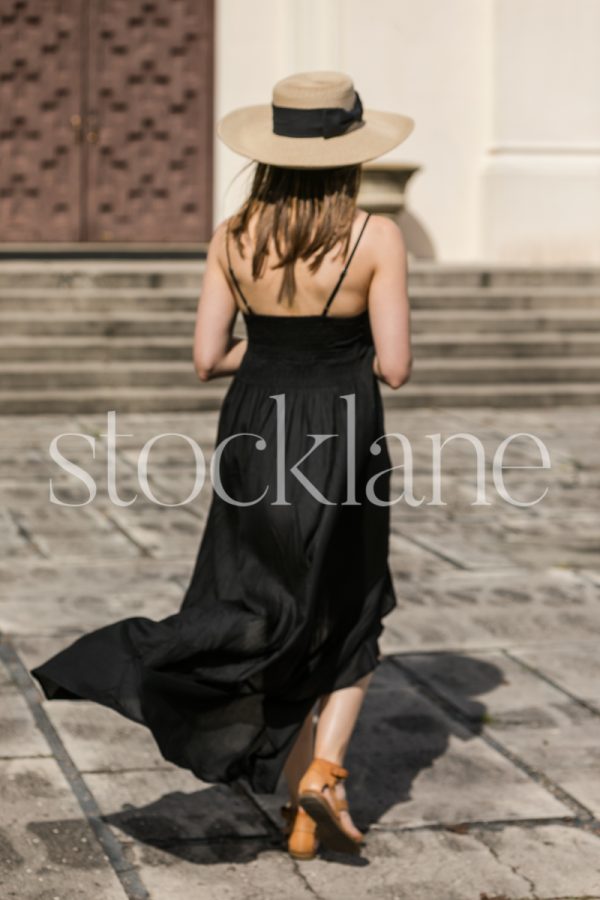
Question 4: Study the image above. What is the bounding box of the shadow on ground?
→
[100,654,503,864]
[345,654,504,830]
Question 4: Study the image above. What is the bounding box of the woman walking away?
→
[31,71,414,861]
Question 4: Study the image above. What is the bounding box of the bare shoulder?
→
[206,217,232,269]
[364,213,406,254]
[211,216,231,246]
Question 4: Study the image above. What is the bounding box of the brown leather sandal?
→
[281,802,319,860]
[297,757,364,855]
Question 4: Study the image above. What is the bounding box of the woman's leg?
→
[315,671,373,763]
[312,670,374,839]
[284,704,316,804]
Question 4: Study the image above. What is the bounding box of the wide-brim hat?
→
[217,70,415,169]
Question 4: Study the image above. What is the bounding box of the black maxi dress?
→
[31,213,398,794]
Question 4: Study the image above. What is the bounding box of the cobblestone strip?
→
[0,638,150,900]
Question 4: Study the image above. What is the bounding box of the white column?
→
[480,0,600,262]
[278,0,342,72]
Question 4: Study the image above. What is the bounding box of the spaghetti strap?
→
[322,212,371,316]
[225,224,254,315]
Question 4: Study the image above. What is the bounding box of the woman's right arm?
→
[367,216,412,390]
[193,220,248,381]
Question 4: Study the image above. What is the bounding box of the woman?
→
[31,71,414,861]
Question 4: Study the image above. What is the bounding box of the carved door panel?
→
[86,0,214,242]
[0,0,83,241]
[0,0,213,243]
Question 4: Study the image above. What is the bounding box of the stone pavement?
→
[0,404,599,900]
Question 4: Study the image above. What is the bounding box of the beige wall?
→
[214,0,345,225]
[482,0,600,262]
[214,0,599,264]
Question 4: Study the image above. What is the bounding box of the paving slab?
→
[508,641,600,712]
[0,437,104,486]
[119,841,315,900]
[254,658,542,829]
[392,515,519,569]
[118,438,218,473]
[297,828,530,900]
[388,532,458,581]
[0,684,51,759]
[0,559,191,637]
[581,568,600,587]
[0,758,126,900]
[0,506,34,560]
[322,662,568,829]
[0,556,192,596]
[0,416,84,445]
[473,823,600,898]
[85,770,270,844]
[6,471,211,561]
[399,650,600,816]
[148,470,211,522]
[0,486,142,560]
[0,581,183,639]
[380,568,600,652]
[75,411,221,448]
[95,492,209,558]
[11,637,174,773]
[387,471,508,524]
[44,702,171,775]
[0,588,183,639]
[1,405,599,897]
[490,512,600,569]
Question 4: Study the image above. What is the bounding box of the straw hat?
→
[217,70,415,168]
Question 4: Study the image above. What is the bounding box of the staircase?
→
[1,259,600,414]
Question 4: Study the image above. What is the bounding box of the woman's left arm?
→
[193,220,248,381]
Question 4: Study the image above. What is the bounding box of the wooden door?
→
[0,0,83,241]
[0,0,214,243]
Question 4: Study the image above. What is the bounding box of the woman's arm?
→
[198,334,247,380]
[367,216,412,390]
[192,219,248,382]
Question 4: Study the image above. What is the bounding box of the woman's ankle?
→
[312,749,345,767]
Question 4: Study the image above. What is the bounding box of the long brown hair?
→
[227,162,362,306]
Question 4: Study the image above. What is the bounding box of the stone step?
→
[411,309,600,333]
[0,336,195,362]
[0,312,198,337]
[1,356,599,390]
[0,287,203,313]
[0,262,205,291]
[408,263,600,288]
[2,259,599,412]
[409,287,600,311]
[1,285,600,313]
[0,332,597,362]
[1,381,600,415]
[3,307,600,337]
[413,333,599,358]
[1,260,600,289]
[0,386,226,415]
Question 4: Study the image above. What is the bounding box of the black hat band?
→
[272,91,363,140]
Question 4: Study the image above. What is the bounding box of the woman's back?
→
[224,208,375,320]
